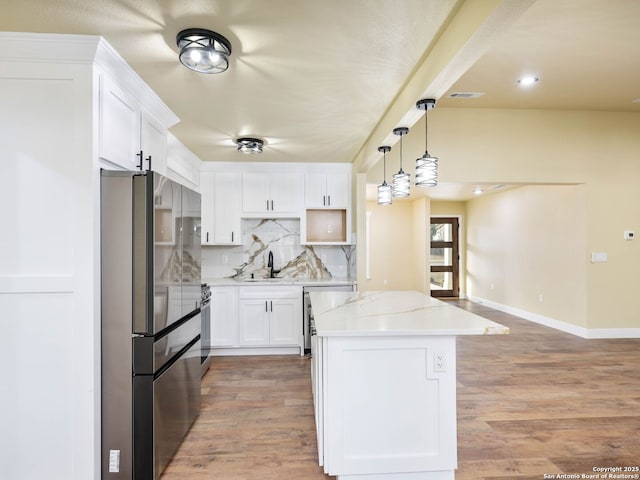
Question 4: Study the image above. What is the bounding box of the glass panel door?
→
[430,217,459,297]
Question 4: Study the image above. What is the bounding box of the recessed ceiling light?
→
[472,187,484,195]
[517,76,539,86]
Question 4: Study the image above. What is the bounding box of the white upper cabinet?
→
[242,172,301,216]
[201,171,215,245]
[201,171,241,245]
[98,59,178,174]
[305,172,349,208]
[213,172,241,244]
[140,109,167,175]
[99,75,140,171]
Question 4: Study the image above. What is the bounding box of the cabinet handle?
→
[328,195,331,206]
[206,232,209,242]
[136,150,143,171]
[266,200,270,211]
[231,231,234,242]
[271,200,274,211]
[145,155,152,172]
[265,301,268,312]
[270,301,273,312]
[323,195,326,206]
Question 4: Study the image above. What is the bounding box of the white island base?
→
[309,291,508,480]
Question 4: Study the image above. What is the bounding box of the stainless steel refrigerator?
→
[101,170,202,479]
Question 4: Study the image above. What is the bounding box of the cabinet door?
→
[211,287,238,347]
[238,299,270,345]
[242,172,270,214]
[213,172,241,244]
[200,172,215,245]
[99,75,139,170]
[140,109,167,175]
[325,173,349,208]
[269,298,300,345]
[304,173,326,207]
[270,173,301,213]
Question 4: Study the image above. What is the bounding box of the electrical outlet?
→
[109,450,120,473]
[321,254,327,264]
[222,255,228,265]
[434,352,446,373]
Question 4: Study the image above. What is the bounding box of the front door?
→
[430,217,459,297]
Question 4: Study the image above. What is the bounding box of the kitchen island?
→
[309,290,508,480]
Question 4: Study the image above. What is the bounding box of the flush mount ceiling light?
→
[473,187,484,195]
[415,98,438,188]
[236,137,264,154]
[377,146,392,205]
[517,75,539,86]
[176,28,232,74]
[392,127,410,198]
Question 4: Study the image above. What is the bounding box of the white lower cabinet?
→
[313,335,457,479]
[210,286,238,347]
[210,285,303,355]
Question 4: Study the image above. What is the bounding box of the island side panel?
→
[323,335,457,479]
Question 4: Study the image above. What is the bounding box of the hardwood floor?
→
[161,355,329,480]
[162,300,640,479]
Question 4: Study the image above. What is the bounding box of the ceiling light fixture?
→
[236,137,264,154]
[377,146,392,205]
[473,187,484,195]
[415,98,438,187]
[517,75,539,86]
[392,127,410,198]
[176,28,232,74]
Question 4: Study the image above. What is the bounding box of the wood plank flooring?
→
[162,300,640,479]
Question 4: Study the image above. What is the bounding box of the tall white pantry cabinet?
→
[0,33,179,480]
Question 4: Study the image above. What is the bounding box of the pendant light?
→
[415,98,438,187]
[176,28,232,74]
[377,146,392,205]
[392,127,410,197]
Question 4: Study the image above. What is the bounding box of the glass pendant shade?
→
[377,181,393,205]
[415,98,438,187]
[177,28,232,74]
[377,145,392,205]
[415,153,438,187]
[392,170,411,197]
[392,127,410,198]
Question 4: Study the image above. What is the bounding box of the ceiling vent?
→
[447,92,485,99]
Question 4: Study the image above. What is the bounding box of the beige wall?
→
[466,185,588,328]
[361,108,640,330]
[363,199,429,292]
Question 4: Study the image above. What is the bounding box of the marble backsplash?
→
[202,218,355,281]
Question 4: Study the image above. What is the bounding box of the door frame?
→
[430,216,460,298]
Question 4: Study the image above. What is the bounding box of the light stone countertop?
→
[204,277,356,287]
[310,290,509,337]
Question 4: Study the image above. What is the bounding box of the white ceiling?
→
[2,0,640,200]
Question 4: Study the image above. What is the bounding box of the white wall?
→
[0,61,99,478]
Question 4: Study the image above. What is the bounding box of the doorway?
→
[430,217,459,297]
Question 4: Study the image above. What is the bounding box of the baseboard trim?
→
[467,296,640,339]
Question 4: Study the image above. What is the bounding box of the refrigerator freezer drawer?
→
[133,311,201,375]
[133,335,201,479]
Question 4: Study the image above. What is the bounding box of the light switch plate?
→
[591,252,608,263]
